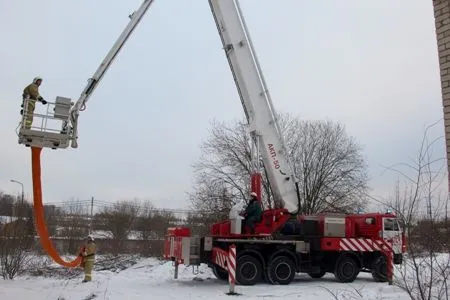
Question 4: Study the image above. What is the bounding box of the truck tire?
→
[212,265,228,281]
[267,255,296,285]
[371,256,388,282]
[334,255,359,283]
[236,255,263,285]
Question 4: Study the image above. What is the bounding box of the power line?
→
[40,198,196,216]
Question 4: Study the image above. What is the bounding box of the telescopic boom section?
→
[208,0,300,213]
[68,0,156,148]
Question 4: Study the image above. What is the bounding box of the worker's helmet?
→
[85,234,94,242]
[250,192,257,197]
[33,76,42,84]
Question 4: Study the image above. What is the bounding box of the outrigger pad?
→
[18,128,70,149]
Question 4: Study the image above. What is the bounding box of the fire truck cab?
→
[351,213,405,263]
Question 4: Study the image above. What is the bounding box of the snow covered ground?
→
[0,256,411,300]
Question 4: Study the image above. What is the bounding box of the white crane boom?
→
[18,0,300,213]
[208,0,300,213]
[67,0,156,148]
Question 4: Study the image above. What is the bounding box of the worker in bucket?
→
[242,192,263,234]
[79,235,96,282]
[21,76,47,129]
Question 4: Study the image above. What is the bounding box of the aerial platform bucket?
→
[18,96,73,149]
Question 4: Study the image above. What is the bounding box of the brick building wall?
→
[433,0,450,178]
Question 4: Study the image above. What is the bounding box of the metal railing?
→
[16,97,74,149]
[18,98,70,134]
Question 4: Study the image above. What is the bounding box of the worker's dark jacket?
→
[245,200,262,221]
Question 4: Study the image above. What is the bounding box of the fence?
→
[32,237,165,257]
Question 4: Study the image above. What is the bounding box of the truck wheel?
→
[212,265,228,281]
[371,256,388,282]
[267,256,296,285]
[236,255,263,285]
[308,269,326,279]
[334,255,359,283]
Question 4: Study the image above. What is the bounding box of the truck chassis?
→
[164,217,401,286]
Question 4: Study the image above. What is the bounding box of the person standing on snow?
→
[22,76,47,129]
[79,235,96,282]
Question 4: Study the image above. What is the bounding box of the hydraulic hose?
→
[31,147,82,268]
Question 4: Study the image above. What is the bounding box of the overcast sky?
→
[0,0,446,210]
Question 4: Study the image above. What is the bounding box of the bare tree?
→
[147,211,179,239]
[59,199,90,254]
[187,182,237,236]
[99,199,141,255]
[127,202,178,256]
[190,179,237,220]
[190,119,254,207]
[136,200,156,241]
[280,116,368,213]
[135,201,178,238]
[0,193,15,218]
[0,198,34,280]
[380,121,449,300]
[189,113,369,215]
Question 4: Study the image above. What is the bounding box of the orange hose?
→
[31,146,82,268]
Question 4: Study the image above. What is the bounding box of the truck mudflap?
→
[212,246,229,271]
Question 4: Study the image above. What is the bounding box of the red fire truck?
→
[164,211,405,285]
[12,0,406,283]
[163,0,406,286]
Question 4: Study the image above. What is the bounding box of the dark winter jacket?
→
[245,199,262,220]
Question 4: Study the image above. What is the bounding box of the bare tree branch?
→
[189,114,369,216]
